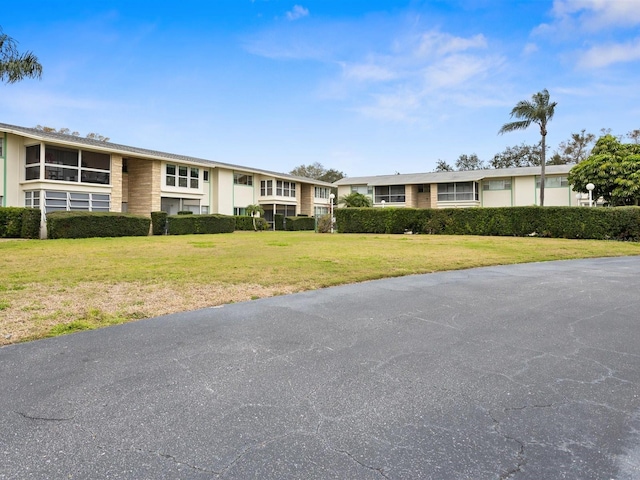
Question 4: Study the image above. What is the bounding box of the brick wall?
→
[299,184,314,216]
[110,155,123,212]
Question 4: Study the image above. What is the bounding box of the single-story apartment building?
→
[0,122,334,235]
[334,165,584,209]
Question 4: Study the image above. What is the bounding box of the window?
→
[276,204,296,216]
[203,170,209,182]
[417,184,430,193]
[537,176,568,188]
[276,181,296,197]
[43,191,110,213]
[0,135,3,157]
[483,179,512,191]
[25,145,110,184]
[234,207,247,216]
[166,164,199,189]
[315,206,329,217]
[234,173,253,185]
[437,182,479,201]
[375,185,405,203]
[25,191,40,208]
[351,185,373,195]
[260,180,273,196]
[315,187,331,199]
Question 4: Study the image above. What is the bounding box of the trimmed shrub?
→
[177,211,193,215]
[47,211,151,239]
[167,214,235,235]
[151,211,168,235]
[317,214,333,233]
[0,207,26,238]
[274,214,284,231]
[285,216,316,231]
[335,206,640,241]
[21,209,42,239]
[234,216,269,231]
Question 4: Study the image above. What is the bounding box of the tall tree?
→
[434,159,454,172]
[499,89,557,206]
[290,162,344,183]
[0,27,42,83]
[549,129,595,165]
[455,153,485,171]
[490,142,541,169]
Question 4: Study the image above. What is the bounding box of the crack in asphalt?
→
[15,411,75,422]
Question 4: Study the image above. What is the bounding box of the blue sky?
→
[2,0,639,176]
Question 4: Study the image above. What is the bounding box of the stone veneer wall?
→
[126,158,161,216]
[416,186,431,208]
[110,155,123,212]
[299,184,314,216]
[430,183,438,208]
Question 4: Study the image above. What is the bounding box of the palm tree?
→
[245,204,264,231]
[339,192,372,207]
[499,89,557,206]
[0,27,43,83]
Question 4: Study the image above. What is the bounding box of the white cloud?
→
[577,37,640,68]
[523,43,538,55]
[340,62,397,82]
[552,0,640,30]
[286,5,309,21]
[416,31,487,57]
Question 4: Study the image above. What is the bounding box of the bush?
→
[21,209,42,239]
[167,214,235,235]
[335,206,640,241]
[0,207,42,238]
[234,216,269,231]
[47,211,151,239]
[317,214,333,233]
[151,211,168,235]
[285,216,316,231]
[0,207,26,238]
[274,214,285,231]
[177,211,193,215]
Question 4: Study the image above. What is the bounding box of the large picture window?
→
[315,187,331,199]
[375,185,405,203]
[42,191,110,213]
[25,145,110,184]
[483,179,512,191]
[536,176,568,188]
[234,173,253,185]
[437,182,479,201]
[166,164,199,189]
[276,180,296,197]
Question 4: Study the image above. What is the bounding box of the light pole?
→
[381,200,385,208]
[576,193,582,207]
[586,183,595,208]
[329,193,335,233]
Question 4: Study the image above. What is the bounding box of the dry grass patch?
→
[1,231,639,345]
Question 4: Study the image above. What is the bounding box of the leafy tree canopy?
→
[490,142,541,169]
[289,162,345,183]
[0,27,42,83]
[434,159,454,172]
[455,153,485,171]
[549,129,596,165]
[568,134,640,206]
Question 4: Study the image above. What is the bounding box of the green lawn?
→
[2,231,639,344]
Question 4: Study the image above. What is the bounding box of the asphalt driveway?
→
[1,257,639,479]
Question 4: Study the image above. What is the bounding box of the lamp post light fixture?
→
[586,183,595,208]
[381,200,386,208]
[329,193,335,233]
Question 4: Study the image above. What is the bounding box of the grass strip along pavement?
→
[1,231,638,345]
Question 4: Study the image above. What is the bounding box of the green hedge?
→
[234,216,269,231]
[285,216,316,231]
[335,206,640,241]
[0,207,41,238]
[151,211,168,235]
[167,214,235,235]
[274,214,284,231]
[47,211,151,239]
